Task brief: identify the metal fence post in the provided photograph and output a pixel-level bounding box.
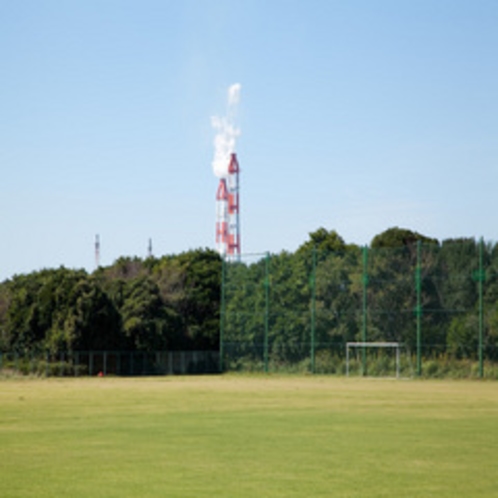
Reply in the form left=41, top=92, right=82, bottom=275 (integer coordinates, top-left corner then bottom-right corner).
left=416, top=240, right=422, bottom=376
left=310, top=246, right=317, bottom=374
left=219, top=255, right=226, bottom=373
left=478, top=238, right=484, bottom=378
left=264, top=252, right=270, bottom=373
left=362, top=245, right=368, bottom=375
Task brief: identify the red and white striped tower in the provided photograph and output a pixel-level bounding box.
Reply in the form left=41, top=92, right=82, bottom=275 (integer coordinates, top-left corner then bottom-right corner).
left=216, top=178, right=229, bottom=256
left=227, top=153, right=240, bottom=259
left=215, top=153, right=241, bottom=260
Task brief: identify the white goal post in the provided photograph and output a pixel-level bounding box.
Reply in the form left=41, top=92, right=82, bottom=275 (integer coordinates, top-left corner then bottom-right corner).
left=346, top=342, right=402, bottom=378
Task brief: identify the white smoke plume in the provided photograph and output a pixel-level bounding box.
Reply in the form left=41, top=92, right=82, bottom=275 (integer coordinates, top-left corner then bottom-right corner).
left=227, top=83, right=241, bottom=107
left=211, top=83, right=241, bottom=177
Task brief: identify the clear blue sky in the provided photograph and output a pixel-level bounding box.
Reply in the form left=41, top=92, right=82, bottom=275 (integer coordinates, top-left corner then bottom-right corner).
left=1, top=0, right=497, bottom=280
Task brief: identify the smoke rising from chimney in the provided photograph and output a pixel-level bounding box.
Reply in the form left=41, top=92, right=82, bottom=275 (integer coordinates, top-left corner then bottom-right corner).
left=211, top=83, right=241, bottom=177
left=227, top=83, right=241, bottom=107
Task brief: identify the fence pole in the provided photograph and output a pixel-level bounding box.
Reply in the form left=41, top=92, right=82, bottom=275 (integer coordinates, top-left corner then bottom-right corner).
left=416, top=240, right=422, bottom=376
left=362, top=245, right=368, bottom=375
left=219, top=255, right=226, bottom=373
left=310, top=246, right=317, bottom=374
left=264, top=252, right=270, bottom=373
left=478, top=238, right=484, bottom=378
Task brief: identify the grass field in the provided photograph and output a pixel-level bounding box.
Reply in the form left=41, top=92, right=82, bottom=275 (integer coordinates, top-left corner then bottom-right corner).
left=1, top=375, right=497, bottom=497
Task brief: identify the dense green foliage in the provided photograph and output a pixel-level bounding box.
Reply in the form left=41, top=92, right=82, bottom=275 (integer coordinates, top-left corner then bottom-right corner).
left=0, top=249, right=221, bottom=354
left=2, top=227, right=498, bottom=367
left=223, top=228, right=498, bottom=368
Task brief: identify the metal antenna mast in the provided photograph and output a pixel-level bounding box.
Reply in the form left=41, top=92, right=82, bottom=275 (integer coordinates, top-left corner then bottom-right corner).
left=95, top=234, right=100, bottom=269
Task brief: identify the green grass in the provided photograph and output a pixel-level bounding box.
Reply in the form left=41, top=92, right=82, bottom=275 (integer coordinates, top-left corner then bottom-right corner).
left=1, top=375, right=497, bottom=497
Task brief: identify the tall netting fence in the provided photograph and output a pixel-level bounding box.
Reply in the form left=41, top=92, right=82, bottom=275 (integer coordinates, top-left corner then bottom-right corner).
left=221, top=241, right=498, bottom=378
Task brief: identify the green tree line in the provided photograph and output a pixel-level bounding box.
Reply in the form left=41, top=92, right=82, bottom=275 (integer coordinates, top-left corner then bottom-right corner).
left=223, top=227, right=498, bottom=367
left=2, top=228, right=498, bottom=363
left=0, top=249, right=221, bottom=355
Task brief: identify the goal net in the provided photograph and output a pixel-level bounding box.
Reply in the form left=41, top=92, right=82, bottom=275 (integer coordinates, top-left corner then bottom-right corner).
left=346, top=342, right=407, bottom=378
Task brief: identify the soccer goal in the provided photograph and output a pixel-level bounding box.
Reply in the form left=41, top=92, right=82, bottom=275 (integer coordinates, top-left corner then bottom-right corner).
left=346, top=342, right=404, bottom=378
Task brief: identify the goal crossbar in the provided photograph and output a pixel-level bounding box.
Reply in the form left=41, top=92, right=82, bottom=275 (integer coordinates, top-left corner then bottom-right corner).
left=346, top=342, right=402, bottom=378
